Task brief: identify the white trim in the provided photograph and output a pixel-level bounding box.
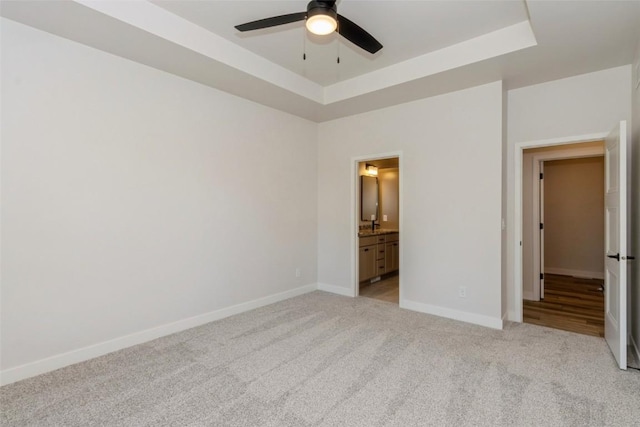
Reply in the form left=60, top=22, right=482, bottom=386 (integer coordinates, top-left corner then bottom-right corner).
left=523, top=290, right=535, bottom=301
left=502, top=311, right=509, bottom=329
left=351, top=151, right=403, bottom=301
left=513, top=132, right=608, bottom=323
left=544, top=267, right=604, bottom=280
left=0, top=283, right=317, bottom=386
left=76, top=0, right=324, bottom=103
left=401, top=299, right=503, bottom=330
left=317, top=282, right=354, bottom=297
left=324, top=21, right=537, bottom=104
left=630, top=334, right=640, bottom=366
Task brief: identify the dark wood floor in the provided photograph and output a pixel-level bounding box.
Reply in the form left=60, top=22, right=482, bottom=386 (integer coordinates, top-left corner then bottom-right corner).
left=359, top=273, right=399, bottom=304
left=524, top=274, right=604, bottom=337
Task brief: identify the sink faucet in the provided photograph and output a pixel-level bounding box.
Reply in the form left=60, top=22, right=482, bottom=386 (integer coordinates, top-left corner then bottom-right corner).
left=371, top=219, right=377, bottom=232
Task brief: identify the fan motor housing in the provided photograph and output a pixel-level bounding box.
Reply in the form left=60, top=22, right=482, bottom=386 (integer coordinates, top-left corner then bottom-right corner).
left=306, top=1, right=337, bottom=20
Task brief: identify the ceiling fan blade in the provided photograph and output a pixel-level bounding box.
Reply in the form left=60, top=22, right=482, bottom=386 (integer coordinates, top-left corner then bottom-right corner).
left=235, top=12, right=307, bottom=32
left=337, top=14, right=382, bottom=54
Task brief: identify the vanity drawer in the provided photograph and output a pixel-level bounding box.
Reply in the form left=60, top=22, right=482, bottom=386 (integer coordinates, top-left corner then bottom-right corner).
left=359, top=236, right=377, bottom=247
left=376, top=244, right=385, bottom=260
left=376, top=235, right=386, bottom=244
left=385, top=233, right=399, bottom=243
left=376, top=260, right=386, bottom=274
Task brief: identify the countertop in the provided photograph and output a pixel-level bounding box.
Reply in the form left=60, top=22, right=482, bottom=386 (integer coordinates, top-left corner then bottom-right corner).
left=357, top=229, right=399, bottom=237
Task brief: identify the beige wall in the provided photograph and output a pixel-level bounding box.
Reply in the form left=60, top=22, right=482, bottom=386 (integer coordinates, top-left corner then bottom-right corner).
left=378, top=168, right=399, bottom=230
left=544, top=157, right=605, bottom=277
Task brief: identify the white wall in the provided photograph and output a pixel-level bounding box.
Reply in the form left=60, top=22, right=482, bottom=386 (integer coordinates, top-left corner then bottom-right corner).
left=318, top=82, right=503, bottom=327
left=0, top=19, right=318, bottom=382
left=506, top=66, right=632, bottom=319
left=631, top=41, right=640, bottom=361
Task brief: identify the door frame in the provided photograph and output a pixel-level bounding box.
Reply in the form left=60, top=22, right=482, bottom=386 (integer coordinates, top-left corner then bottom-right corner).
left=513, top=133, right=607, bottom=321
left=351, top=151, right=403, bottom=299
left=527, top=146, right=605, bottom=301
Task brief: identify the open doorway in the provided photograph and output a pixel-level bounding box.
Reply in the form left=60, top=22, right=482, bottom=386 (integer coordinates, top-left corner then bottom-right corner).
left=521, top=142, right=605, bottom=336
left=355, top=157, right=400, bottom=304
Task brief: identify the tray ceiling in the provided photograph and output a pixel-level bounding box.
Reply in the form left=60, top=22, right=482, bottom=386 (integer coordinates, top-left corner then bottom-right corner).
left=2, top=1, right=639, bottom=122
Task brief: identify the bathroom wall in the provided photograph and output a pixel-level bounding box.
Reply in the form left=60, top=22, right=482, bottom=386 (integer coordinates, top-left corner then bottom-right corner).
left=378, top=168, right=399, bottom=230
left=357, top=163, right=399, bottom=231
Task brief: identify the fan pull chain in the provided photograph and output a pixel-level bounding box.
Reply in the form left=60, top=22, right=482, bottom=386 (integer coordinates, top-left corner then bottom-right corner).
left=334, top=21, right=340, bottom=81
left=303, top=27, right=307, bottom=61
left=336, top=29, right=341, bottom=81
left=302, top=27, right=307, bottom=78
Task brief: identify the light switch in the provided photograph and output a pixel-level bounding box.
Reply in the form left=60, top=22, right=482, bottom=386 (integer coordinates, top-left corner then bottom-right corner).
left=383, top=215, right=388, bottom=221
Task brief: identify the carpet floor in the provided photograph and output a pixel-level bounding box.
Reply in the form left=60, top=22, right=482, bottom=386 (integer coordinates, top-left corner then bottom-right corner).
left=2, top=291, right=639, bottom=426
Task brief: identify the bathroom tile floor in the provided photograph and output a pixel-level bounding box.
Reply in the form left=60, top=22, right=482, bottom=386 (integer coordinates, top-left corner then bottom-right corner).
left=359, top=272, right=399, bottom=304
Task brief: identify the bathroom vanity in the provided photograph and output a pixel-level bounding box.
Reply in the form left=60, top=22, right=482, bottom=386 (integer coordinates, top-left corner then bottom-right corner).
left=358, top=231, right=399, bottom=282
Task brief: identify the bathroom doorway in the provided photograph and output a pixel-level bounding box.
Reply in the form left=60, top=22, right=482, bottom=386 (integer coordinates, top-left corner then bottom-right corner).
left=355, top=156, right=400, bottom=304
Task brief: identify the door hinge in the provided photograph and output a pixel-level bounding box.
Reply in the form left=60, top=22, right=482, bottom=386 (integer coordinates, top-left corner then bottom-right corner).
left=540, top=273, right=544, bottom=280
left=540, top=173, right=543, bottom=179
left=540, top=223, right=544, bottom=230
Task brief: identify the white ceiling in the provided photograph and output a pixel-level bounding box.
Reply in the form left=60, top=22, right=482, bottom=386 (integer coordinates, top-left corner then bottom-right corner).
left=2, top=1, right=639, bottom=122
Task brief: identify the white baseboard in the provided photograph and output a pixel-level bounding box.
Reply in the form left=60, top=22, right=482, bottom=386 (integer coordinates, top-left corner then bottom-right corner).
left=507, top=310, right=519, bottom=322
left=0, top=283, right=317, bottom=386
left=523, top=290, right=535, bottom=301
left=630, top=333, right=640, bottom=366
left=400, top=299, right=503, bottom=330
left=545, top=267, right=604, bottom=280
left=502, top=311, right=509, bottom=328
left=317, top=282, right=355, bottom=297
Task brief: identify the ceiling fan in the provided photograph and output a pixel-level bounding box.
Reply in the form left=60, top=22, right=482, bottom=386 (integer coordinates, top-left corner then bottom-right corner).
left=234, top=0, right=383, bottom=54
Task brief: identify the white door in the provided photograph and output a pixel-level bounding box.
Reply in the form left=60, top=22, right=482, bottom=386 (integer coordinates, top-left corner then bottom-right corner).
left=604, top=121, right=627, bottom=370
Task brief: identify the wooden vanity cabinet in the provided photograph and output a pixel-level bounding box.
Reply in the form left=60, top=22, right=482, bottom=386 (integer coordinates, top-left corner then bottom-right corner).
left=375, top=235, right=386, bottom=277
left=359, top=236, right=377, bottom=281
left=385, top=233, right=399, bottom=273
left=359, top=233, right=399, bottom=281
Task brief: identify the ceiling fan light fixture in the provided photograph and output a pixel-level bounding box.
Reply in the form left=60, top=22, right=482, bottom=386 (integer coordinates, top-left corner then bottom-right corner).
left=305, top=6, right=337, bottom=35
left=234, top=0, right=383, bottom=54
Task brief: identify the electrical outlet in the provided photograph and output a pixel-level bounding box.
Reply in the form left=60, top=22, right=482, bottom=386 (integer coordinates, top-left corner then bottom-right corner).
left=295, top=268, right=301, bottom=278
left=458, top=286, right=467, bottom=298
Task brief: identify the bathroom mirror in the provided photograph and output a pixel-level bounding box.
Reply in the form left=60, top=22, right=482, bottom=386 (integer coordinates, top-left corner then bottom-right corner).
left=361, top=175, right=378, bottom=221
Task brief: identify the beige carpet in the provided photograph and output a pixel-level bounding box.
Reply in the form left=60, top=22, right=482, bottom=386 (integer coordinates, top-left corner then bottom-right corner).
left=2, top=291, right=639, bottom=426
